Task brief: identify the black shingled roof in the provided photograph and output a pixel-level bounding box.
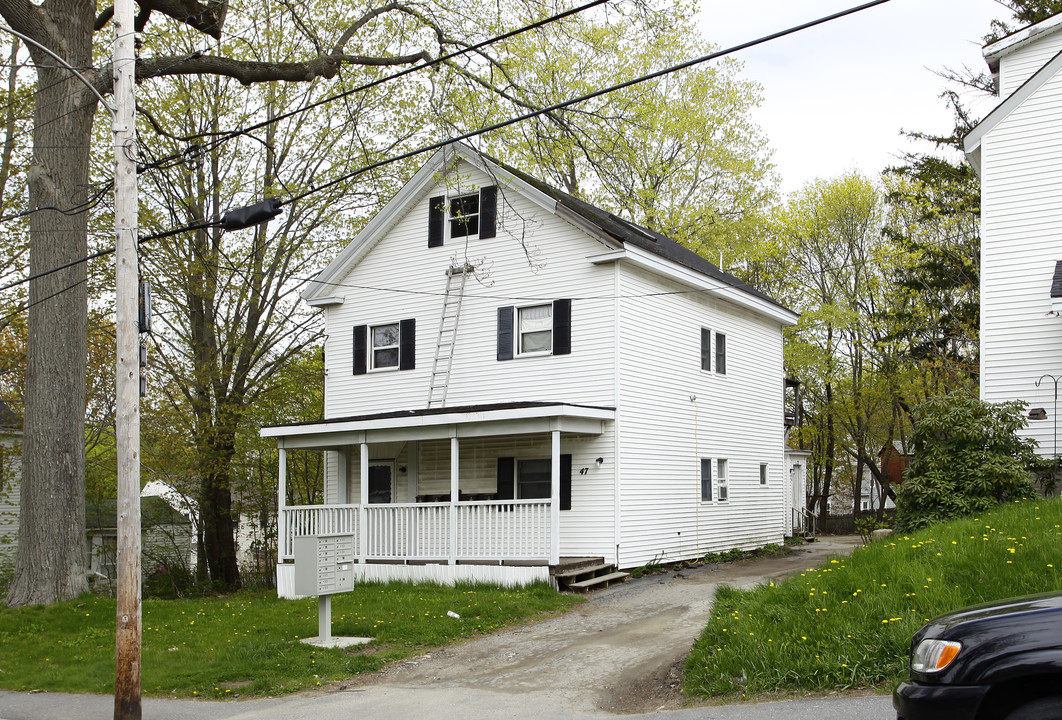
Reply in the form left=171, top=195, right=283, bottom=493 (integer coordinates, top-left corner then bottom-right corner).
left=263, top=400, right=615, bottom=430
left=485, top=152, right=789, bottom=311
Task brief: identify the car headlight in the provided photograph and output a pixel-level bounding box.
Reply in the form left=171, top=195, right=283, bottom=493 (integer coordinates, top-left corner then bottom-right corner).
left=912, top=638, right=962, bottom=673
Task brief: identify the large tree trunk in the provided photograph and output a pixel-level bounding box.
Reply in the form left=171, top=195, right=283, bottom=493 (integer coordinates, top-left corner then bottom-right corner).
left=197, top=412, right=241, bottom=589
left=7, top=17, right=96, bottom=606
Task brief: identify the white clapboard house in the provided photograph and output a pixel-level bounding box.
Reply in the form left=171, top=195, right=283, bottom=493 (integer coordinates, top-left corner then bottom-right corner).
left=262, top=143, right=799, bottom=596
left=965, top=12, right=1062, bottom=458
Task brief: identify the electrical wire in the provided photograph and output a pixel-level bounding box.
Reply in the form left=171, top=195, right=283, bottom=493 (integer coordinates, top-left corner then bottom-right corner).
left=136, top=0, right=615, bottom=174
left=0, top=0, right=893, bottom=306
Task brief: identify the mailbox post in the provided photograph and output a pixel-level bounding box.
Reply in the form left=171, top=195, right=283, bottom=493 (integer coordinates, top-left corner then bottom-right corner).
left=293, top=534, right=358, bottom=644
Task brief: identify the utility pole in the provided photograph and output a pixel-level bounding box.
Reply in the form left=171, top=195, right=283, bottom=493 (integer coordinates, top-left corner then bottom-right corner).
left=113, top=0, right=142, bottom=715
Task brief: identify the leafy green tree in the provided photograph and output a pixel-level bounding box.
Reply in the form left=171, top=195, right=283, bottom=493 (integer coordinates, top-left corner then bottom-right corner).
left=479, top=3, right=774, bottom=256
left=6, top=0, right=668, bottom=603
left=895, top=391, right=1037, bottom=532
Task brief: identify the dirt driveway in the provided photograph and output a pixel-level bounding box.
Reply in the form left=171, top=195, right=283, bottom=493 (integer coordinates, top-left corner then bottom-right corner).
left=348, top=536, right=864, bottom=715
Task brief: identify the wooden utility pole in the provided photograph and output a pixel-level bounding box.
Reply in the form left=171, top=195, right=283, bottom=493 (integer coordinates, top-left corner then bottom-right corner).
left=113, top=0, right=142, bottom=715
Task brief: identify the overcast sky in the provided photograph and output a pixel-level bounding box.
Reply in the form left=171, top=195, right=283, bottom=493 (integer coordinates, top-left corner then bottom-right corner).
left=695, top=0, right=1007, bottom=193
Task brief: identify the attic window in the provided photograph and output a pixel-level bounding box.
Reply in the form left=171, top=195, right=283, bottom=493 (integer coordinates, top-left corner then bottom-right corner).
left=449, top=194, right=479, bottom=238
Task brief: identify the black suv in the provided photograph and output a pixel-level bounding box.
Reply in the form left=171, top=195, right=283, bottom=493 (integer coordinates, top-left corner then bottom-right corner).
left=894, top=591, right=1062, bottom=719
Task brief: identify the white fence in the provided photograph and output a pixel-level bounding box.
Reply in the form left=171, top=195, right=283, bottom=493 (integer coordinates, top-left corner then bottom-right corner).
left=280, top=500, right=552, bottom=564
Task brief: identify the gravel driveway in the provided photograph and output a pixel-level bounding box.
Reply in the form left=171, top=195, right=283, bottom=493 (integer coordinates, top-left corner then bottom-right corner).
left=345, top=535, right=867, bottom=714
left=2, top=535, right=890, bottom=720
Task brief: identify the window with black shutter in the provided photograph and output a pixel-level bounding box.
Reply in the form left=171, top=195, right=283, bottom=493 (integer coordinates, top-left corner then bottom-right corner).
left=353, top=319, right=416, bottom=373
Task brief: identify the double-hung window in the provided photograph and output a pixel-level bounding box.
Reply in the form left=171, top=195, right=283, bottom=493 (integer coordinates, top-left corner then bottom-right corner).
left=700, top=458, right=713, bottom=501
left=352, top=318, right=416, bottom=374
left=427, top=186, right=498, bottom=247
left=497, top=299, right=571, bottom=360
left=760, top=463, right=768, bottom=485
left=518, top=304, right=553, bottom=354
left=701, top=328, right=727, bottom=374
left=717, top=458, right=729, bottom=501
left=448, top=193, right=479, bottom=238
left=371, top=323, right=400, bottom=369
left=496, top=455, right=572, bottom=509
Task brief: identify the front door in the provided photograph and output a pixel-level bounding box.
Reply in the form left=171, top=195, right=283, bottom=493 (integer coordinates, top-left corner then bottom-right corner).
left=368, top=461, right=394, bottom=504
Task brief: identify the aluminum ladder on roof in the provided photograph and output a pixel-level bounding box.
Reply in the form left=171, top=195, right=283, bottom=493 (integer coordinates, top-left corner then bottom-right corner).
left=427, top=264, right=471, bottom=408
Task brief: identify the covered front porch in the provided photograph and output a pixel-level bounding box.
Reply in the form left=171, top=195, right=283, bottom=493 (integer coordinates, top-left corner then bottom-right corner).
left=261, top=402, right=615, bottom=596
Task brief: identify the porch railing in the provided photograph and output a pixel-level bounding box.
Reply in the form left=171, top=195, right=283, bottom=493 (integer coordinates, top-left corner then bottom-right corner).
left=280, top=500, right=551, bottom=564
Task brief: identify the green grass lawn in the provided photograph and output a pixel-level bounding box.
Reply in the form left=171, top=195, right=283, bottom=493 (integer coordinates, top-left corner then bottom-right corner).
left=684, top=497, right=1062, bottom=700
left=0, top=581, right=579, bottom=698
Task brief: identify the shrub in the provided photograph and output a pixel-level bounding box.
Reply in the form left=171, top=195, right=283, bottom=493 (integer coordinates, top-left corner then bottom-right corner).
left=895, top=391, right=1037, bottom=532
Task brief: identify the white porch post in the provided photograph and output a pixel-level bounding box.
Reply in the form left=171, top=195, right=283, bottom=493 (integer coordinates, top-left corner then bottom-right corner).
left=335, top=448, right=348, bottom=504
left=551, top=430, right=560, bottom=566
left=407, top=440, right=419, bottom=502
left=360, top=443, right=369, bottom=563
left=450, top=435, right=459, bottom=565
left=278, top=446, right=287, bottom=559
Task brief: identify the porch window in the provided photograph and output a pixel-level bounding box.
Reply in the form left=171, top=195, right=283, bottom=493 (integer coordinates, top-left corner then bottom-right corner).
left=497, top=455, right=572, bottom=509
left=517, top=458, right=551, bottom=498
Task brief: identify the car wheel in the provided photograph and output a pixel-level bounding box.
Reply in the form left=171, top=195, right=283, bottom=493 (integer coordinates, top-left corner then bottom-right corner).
left=1004, top=696, right=1062, bottom=720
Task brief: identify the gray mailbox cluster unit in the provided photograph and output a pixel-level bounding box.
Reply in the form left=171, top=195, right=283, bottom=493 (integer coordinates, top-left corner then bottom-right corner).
left=293, top=534, right=355, bottom=596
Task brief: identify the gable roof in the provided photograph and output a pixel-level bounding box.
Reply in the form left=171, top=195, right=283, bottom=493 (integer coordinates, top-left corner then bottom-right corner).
left=0, top=399, right=20, bottom=430
left=964, top=46, right=1062, bottom=173
left=303, top=142, right=794, bottom=323
left=984, top=11, right=1062, bottom=74
left=86, top=496, right=193, bottom=531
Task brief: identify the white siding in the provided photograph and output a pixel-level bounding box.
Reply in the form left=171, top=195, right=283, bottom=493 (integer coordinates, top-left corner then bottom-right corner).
left=999, top=31, right=1062, bottom=97
left=614, top=266, right=786, bottom=568
left=980, top=60, right=1062, bottom=457
left=321, top=161, right=616, bottom=417
left=0, top=432, right=21, bottom=567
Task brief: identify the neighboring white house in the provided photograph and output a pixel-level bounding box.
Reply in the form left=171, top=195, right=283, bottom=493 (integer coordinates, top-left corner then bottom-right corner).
left=965, top=12, right=1062, bottom=458
left=262, top=142, right=799, bottom=596
left=0, top=400, right=21, bottom=569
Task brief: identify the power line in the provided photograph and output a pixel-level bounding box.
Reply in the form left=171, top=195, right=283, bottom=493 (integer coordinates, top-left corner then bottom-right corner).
left=136, top=0, right=615, bottom=174
left=0, top=0, right=893, bottom=304
left=281, top=0, right=893, bottom=207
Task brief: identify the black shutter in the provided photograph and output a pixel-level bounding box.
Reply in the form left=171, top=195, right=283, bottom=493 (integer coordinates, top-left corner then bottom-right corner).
left=553, top=299, right=571, bottom=356
left=479, top=185, right=497, bottom=239
left=701, top=328, right=711, bottom=371
left=497, top=457, right=515, bottom=500
left=560, top=454, right=572, bottom=511
left=399, top=318, right=416, bottom=370
left=716, top=332, right=727, bottom=375
left=353, top=325, right=367, bottom=375
left=428, top=195, right=445, bottom=248
left=497, top=306, right=514, bottom=361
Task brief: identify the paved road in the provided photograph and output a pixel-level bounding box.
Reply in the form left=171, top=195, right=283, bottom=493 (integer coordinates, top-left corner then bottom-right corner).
left=0, top=688, right=894, bottom=719
left=1, top=536, right=897, bottom=720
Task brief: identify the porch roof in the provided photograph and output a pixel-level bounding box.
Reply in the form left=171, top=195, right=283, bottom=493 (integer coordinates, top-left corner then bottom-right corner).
left=261, top=401, right=615, bottom=449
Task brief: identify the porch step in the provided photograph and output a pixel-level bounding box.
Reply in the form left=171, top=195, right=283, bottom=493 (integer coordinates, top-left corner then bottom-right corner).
left=566, top=571, right=630, bottom=592
left=552, top=557, right=630, bottom=592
